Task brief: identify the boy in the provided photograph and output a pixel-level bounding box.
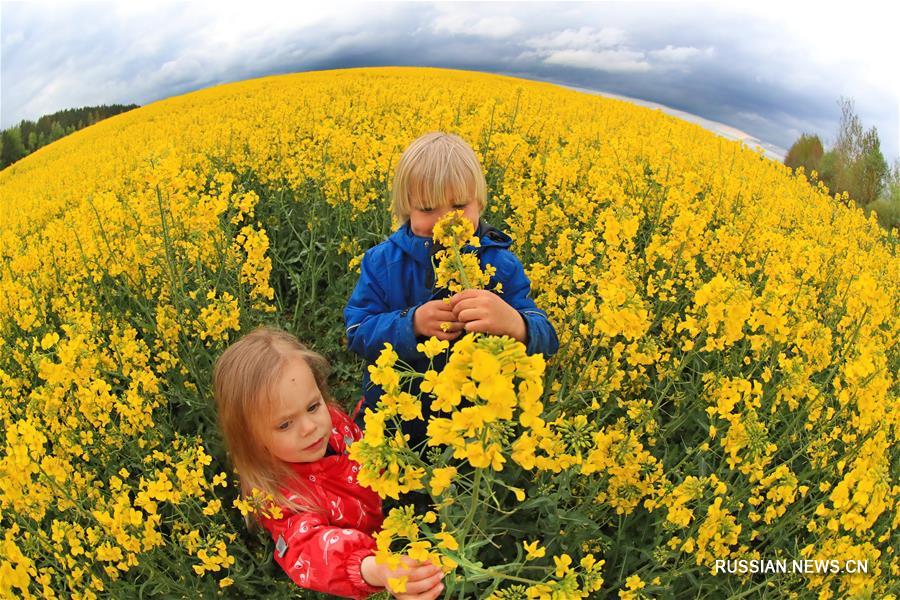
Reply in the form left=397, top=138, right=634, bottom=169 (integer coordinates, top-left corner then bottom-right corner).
left=344, top=132, right=558, bottom=448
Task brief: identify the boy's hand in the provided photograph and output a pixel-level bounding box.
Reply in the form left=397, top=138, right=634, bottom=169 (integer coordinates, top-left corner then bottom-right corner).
left=449, top=290, right=527, bottom=343
left=361, top=555, right=445, bottom=599
left=413, top=300, right=464, bottom=341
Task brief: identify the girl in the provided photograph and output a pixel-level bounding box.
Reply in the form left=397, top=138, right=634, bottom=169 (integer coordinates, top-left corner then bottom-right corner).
left=212, top=327, right=445, bottom=600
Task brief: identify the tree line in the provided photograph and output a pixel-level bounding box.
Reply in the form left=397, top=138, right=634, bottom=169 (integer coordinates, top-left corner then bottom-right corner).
left=0, top=104, right=139, bottom=169
left=784, top=97, right=899, bottom=230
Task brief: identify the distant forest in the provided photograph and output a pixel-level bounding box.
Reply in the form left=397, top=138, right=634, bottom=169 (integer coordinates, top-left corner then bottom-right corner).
left=1, top=104, right=139, bottom=169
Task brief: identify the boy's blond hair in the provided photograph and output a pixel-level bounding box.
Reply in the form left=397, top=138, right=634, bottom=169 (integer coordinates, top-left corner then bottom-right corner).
left=212, top=327, right=333, bottom=520
left=391, top=132, right=488, bottom=223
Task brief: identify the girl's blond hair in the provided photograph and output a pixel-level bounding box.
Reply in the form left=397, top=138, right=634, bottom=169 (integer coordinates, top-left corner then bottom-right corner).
left=391, top=132, right=488, bottom=223
left=212, top=327, right=333, bottom=520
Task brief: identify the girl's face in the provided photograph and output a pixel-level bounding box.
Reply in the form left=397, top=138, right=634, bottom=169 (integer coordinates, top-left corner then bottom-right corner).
left=408, top=191, right=480, bottom=238
left=260, top=355, right=333, bottom=464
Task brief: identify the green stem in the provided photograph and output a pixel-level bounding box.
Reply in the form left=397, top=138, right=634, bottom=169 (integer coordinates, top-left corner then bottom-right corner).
left=451, top=245, right=472, bottom=289
left=450, top=552, right=545, bottom=586
left=459, top=466, right=483, bottom=543
left=464, top=566, right=543, bottom=586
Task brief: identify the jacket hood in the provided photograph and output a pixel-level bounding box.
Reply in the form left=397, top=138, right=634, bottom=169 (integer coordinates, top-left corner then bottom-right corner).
left=388, top=219, right=512, bottom=266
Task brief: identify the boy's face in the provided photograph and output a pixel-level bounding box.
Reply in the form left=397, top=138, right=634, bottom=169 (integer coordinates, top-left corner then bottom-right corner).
left=408, top=192, right=480, bottom=238
left=260, top=355, right=333, bottom=464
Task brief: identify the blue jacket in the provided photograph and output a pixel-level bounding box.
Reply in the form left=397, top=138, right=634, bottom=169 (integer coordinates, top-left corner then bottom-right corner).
left=344, top=220, right=559, bottom=445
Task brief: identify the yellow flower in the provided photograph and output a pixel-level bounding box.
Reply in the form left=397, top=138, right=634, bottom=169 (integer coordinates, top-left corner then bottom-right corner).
left=375, top=548, right=403, bottom=571
left=429, top=466, right=457, bottom=496
left=202, top=499, right=222, bottom=516
left=368, top=362, right=401, bottom=395
left=466, top=441, right=490, bottom=468
left=523, top=540, right=546, bottom=560
left=441, top=555, right=459, bottom=573
left=417, top=337, right=450, bottom=358
left=407, top=541, right=433, bottom=562
left=624, top=574, right=645, bottom=591
left=431, top=211, right=494, bottom=293
left=375, top=343, right=399, bottom=368
left=420, top=369, right=439, bottom=395
left=553, top=553, right=572, bottom=577
left=40, top=332, right=60, bottom=350
left=387, top=576, right=408, bottom=593
left=435, top=528, right=459, bottom=551
left=426, top=418, right=465, bottom=447
left=470, top=350, right=501, bottom=382
left=432, top=210, right=477, bottom=249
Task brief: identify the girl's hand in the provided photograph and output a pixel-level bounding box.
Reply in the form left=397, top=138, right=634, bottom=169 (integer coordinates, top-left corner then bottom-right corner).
left=413, top=300, right=464, bottom=341
left=361, top=555, right=445, bottom=599
left=448, top=289, right=527, bottom=342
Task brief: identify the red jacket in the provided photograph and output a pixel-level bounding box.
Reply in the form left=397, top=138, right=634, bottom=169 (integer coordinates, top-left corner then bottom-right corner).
left=258, top=405, right=384, bottom=599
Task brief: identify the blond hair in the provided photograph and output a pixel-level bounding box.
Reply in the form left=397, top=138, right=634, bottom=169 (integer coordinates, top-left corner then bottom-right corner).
left=391, top=132, right=488, bottom=223
left=212, top=327, right=332, bottom=520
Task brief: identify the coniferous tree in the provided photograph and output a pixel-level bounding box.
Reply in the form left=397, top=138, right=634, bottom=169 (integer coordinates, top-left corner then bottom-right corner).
left=0, top=128, right=27, bottom=166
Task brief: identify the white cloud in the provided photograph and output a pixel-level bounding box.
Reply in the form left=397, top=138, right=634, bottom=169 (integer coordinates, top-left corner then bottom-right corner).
left=734, top=111, right=771, bottom=125
left=431, top=14, right=522, bottom=39
left=526, top=29, right=712, bottom=74
left=525, top=26, right=650, bottom=73
left=544, top=49, right=651, bottom=73
left=526, top=26, right=625, bottom=50
left=726, top=2, right=899, bottom=98
left=649, top=45, right=714, bottom=62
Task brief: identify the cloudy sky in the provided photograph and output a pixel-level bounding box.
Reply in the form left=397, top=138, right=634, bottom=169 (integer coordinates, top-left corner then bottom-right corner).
left=2, top=1, right=898, bottom=162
